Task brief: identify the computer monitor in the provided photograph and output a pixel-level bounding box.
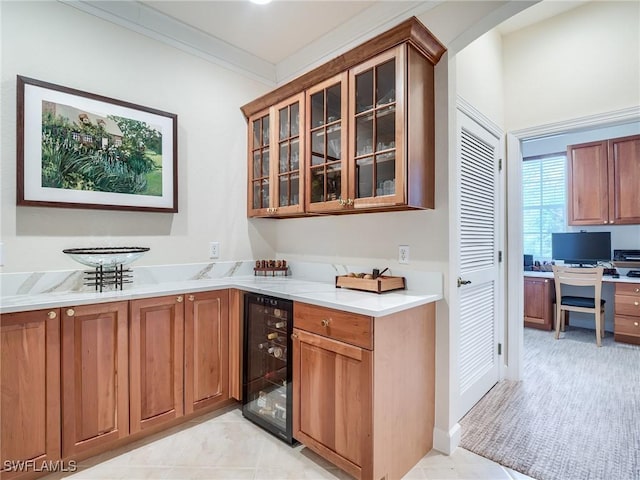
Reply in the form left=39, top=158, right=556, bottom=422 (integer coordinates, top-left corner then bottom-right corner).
left=551, top=232, right=611, bottom=266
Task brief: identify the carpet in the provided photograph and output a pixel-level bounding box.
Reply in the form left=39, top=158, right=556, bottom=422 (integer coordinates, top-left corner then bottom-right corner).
left=459, top=327, right=640, bottom=480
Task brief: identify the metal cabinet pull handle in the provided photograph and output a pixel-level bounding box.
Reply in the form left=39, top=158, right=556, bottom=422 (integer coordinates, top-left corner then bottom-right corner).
left=457, top=277, right=471, bottom=287
left=48, top=311, right=57, bottom=319
left=66, top=309, right=75, bottom=317
left=188, top=295, right=195, bottom=302
left=177, top=295, right=183, bottom=303
left=321, top=319, right=331, bottom=327
left=291, top=333, right=298, bottom=340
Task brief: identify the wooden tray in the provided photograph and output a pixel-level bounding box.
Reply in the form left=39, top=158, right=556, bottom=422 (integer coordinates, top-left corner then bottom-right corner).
left=335, top=275, right=406, bottom=293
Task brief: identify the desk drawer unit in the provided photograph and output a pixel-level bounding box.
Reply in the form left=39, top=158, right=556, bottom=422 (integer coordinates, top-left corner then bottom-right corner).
left=614, top=283, right=640, bottom=345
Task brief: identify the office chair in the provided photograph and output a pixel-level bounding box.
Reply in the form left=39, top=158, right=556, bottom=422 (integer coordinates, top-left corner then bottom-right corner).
left=552, top=265, right=605, bottom=347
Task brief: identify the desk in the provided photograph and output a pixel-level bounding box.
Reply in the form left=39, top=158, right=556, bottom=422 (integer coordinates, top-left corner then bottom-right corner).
left=524, top=272, right=640, bottom=344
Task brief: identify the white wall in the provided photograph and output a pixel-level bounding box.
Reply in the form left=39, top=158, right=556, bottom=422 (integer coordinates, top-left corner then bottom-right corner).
left=0, top=1, right=277, bottom=272
left=455, top=29, right=505, bottom=129
left=503, top=0, right=640, bottom=131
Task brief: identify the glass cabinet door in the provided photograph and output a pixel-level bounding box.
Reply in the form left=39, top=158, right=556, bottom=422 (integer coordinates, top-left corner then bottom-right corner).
left=273, top=93, right=305, bottom=215
left=349, top=46, right=405, bottom=208
left=305, top=72, right=348, bottom=213
left=248, top=110, right=272, bottom=216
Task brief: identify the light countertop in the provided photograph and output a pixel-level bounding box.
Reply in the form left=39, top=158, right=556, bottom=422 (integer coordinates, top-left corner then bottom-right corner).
left=0, top=274, right=442, bottom=317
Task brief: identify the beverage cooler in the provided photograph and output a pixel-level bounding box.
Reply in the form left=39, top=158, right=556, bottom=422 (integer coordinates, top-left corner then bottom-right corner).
left=242, top=293, right=295, bottom=444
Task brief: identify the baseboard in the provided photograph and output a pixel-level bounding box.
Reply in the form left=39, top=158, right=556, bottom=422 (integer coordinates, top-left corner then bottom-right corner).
left=432, top=423, right=461, bottom=454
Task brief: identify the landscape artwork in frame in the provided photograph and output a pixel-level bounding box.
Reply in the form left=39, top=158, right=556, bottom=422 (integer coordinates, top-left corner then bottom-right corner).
left=17, top=75, right=178, bottom=212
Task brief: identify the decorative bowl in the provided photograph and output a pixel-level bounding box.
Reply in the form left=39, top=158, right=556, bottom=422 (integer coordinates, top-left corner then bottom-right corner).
left=63, top=247, right=150, bottom=268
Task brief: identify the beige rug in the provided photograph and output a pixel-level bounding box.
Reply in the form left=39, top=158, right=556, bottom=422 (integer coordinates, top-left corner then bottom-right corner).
left=460, top=327, right=640, bottom=480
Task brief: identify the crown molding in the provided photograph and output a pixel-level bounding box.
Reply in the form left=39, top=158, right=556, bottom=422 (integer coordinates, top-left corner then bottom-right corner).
left=511, top=106, right=640, bottom=140
left=275, top=1, right=445, bottom=84
left=58, top=0, right=278, bottom=86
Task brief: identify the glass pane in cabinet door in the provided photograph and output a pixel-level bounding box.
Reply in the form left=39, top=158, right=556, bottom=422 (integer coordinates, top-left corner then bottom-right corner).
left=262, top=149, right=270, bottom=176
left=279, top=107, right=289, bottom=141
left=326, top=164, right=341, bottom=202
left=279, top=175, right=290, bottom=207
left=290, top=139, right=299, bottom=171
left=261, top=179, right=269, bottom=208
left=279, top=143, right=289, bottom=173
left=326, top=84, right=341, bottom=122
left=253, top=119, right=261, bottom=147
left=310, top=167, right=324, bottom=203
left=356, top=115, right=373, bottom=156
left=290, top=173, right=299, bottom=206
left=327, top=126, right=341, bottom=161
left=253, top=151, right=261, bottom=179
left=311, top=91, right=324, bottom=128
left=262, top=117, right=270, bottom=146
left=376, top=60, right=396, bottom=106
left=376, top=106, right=395, bottom=152
left=253, top=181, right=261, bottom=209
left=376, top=152, right=396, bottom=196
left=311, top=130, right=325, bottom=165
left=356, top=156, right=373, bottom=198
left=290, top=103, right=300, bottom=137
left=355, top=69, right=373, bottom=113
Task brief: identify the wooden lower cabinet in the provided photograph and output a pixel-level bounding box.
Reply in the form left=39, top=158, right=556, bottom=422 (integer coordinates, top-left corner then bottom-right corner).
left=293, top=301, right=436, bottom=480
left=129, top=295, right=185, bottom=433
left=61, top=302, right=129, bottom=458
left=614, top=283, right=640, bottom=345
left=1, top=309, right=61, bottom=479
left=184, top=290, right=230, bottom=413
left=524, top=277, right=555, bottom=330
left=293, top=329, right=372, bottom=478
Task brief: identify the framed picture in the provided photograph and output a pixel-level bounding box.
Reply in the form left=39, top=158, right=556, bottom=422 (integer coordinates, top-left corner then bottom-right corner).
left=17, top=75, right=178, bottom=212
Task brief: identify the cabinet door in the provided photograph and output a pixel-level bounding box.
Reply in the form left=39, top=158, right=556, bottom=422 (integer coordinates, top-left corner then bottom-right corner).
left=1, top=309, right=60, bottom=478
left=523, top=278, right=554, bottom=330
left=608, top=134, right=640, bottom=225
left=61, top=302, right=129, bottom=457
left=248, top=108, right=272, bottom=217
left=292, top=328, right=372, bottom=480
left=305, top=72, right=349, bottom=213
left=348, top=45, right=406, bottom=209
left=129, top=295, right=184, bottom=433
left=272, top=94, right=305, bottom=216
left=184, top=291, right=229, bottom=414
left=567, top=140, right=609, bottom=225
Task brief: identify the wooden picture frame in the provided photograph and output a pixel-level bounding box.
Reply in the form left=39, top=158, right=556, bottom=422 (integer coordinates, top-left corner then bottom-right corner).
left=17, top=75, right=178, bottom=212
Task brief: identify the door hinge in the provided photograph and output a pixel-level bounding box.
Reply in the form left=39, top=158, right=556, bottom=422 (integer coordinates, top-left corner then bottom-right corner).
left=498, top=158, right=503, bottom=171
left=498, top=343, right=502, bottom=355
left=498, top=250, right=503, bottom=262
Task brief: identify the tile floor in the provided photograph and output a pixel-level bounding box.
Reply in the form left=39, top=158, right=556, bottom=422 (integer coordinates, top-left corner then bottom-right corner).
left=43, top=406, right=535, bottom=480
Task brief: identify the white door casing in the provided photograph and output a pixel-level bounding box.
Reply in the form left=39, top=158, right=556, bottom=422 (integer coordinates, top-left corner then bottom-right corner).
left=455, top=105, right=503, bottom=418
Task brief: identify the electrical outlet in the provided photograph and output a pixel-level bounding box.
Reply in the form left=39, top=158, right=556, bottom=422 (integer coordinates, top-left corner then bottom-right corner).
left=399, top=245, right=409, bottom=264
left=209, top=242, right=220, bottom=259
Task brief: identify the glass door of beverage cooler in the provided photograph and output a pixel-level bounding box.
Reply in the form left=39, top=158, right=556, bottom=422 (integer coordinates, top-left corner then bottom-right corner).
left=242, top=294, right=294, bottom=444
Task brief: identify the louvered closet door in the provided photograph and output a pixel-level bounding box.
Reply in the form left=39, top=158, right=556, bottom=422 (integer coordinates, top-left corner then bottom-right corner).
left=456, top=110, right=501, bottom=418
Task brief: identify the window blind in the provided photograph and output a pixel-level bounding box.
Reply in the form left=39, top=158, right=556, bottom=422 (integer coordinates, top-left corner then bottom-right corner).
left=522, top=154, right=566, bottom=260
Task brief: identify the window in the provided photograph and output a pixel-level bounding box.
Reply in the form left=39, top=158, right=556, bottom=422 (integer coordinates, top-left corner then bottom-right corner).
left=522, top=154, right=566, bottom=260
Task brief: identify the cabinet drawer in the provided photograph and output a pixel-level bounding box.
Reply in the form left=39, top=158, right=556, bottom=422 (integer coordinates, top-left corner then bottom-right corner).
left=615, top=295, right=640, bottom=317
left=616, top=283, right=640, bottom=297
left=294, top=302, right=373, bottom=350
left=615, top=315, right=640, bottom=338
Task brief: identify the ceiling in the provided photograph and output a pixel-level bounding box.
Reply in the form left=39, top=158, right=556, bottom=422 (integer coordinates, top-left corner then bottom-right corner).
left=64, top=0, right=590, bottom=84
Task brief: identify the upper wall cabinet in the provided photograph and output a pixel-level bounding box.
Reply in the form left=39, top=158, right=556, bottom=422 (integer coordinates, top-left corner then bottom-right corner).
left=568, top=134, right=640, bottom=225
left=247, top=93, right=305, bottom=217
left=242, top=17, right=446, bottom=218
